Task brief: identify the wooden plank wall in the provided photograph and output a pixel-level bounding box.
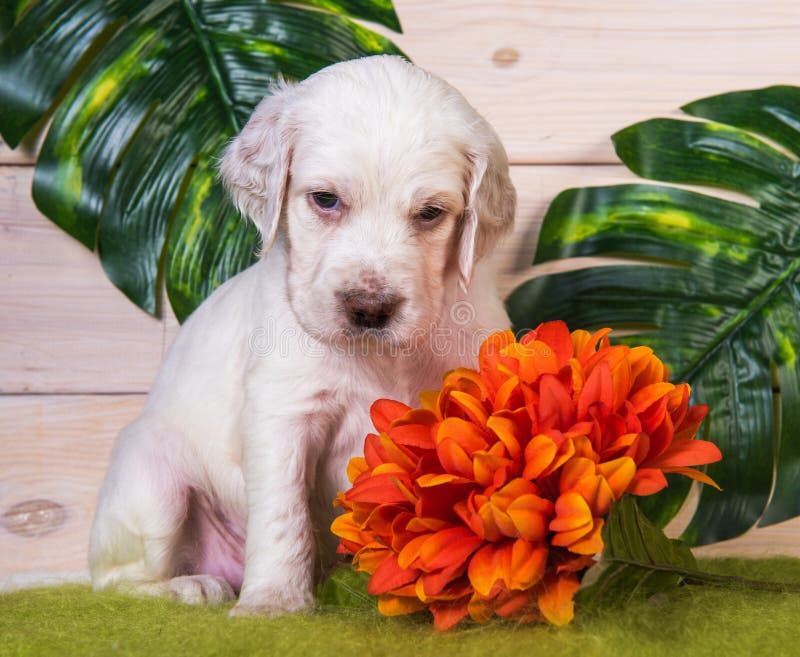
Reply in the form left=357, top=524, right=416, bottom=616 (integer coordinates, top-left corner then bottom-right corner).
left=2, top=1, right=800, bottom=586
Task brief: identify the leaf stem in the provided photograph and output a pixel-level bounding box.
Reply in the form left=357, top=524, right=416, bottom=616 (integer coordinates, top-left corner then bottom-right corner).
left=679, top=257, right=800, bottom=382
left=179, top=0, right=239, bottom=134
left=608, top=558, right=800, bottom=593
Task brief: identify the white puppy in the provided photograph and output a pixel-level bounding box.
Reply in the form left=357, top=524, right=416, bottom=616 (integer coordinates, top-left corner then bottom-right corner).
left=89, top=55, right=516, bottom=616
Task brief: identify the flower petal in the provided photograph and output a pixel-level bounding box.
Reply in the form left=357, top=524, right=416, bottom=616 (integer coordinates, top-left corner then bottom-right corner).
left=437, top=417, right=489, bottom=452
left=352, top=545, right=390, bottom=573
left=538, top=374, right=576, bottom=431
left=662, top=466, right=722, bottom=490
left=419, top=389, right=439, bottom=412
left=504, top=340, right=560, bottom=383
left=371, top=399, right=412, bottom=432
left=436, top=438, right=475, bottom=480
left=673, top=403, right=709, bottom=440
left=454, top=497, right=485, bottom=539
left=397, top=533, right=429, bottom=569
left=529, top=320, right=574, bottom=364
left=522, top=433, right=558, bottom=479
left=480, top=331, right=518, bottom=390
left=537, top=572, right=580, bottom=626
left=367, top=553, right=418, bottom=595
left=468, top=593, right=495, bottom=623
left=509, top=538, right=548, bottom=590
left=630, top=382, right=674, bottom=414
left=573, top=474, right=615, bottom=517
left=379, top=433, right=418, bottom=471
left=330, top=512, right=366, bottom=546
left=364, top=432, right=389, bottom=469
left=493, top=375, right=524, bottom=412
left=420, top=561, right=467, bottom=597
left=448, top=390, right=490, bottom=426
left=550, top=491, right=594, bottom=546
left=576, top=328, right=612, bottom=366
left=346, top=457, right=368, bottom=484
left=650, top=438, right=722, bottom=469
left=473, top=450, right=516, bottom=488
left=405, top=516, right=449, bottom=533
left=346, top=472, right=415, bottom=504
left=415, top=480, right=473, bottom=520
left=388, top=423, right=436, bottom=449
left=467, top=542, right=511, bottom=597
left=430, top=598, right=471, bottom=631
left=491, top=478, right=540, bottom=507
left=378, top=594, right=426, bottom=616
left=506, top=494, right=554, bottom=542
left=628, top=467, right=669, bottom=496
left=494, top=588, right=539, bottom=619
left=486, top=412, right=525, bottom=460
left=336, top=326, right=722, bottom=631
left=596, top=456, right=637, bottom=499
left=566, top=517, right=604, bottom=555
left=480, top=502, right=518, bottom=539
left=418, top=527, right=483, bottom=571
left=559, top=457, right=597, bottom=494
left=578, top=360, right=614, bottom=419
left=442, top=368, right=486, bottom=399
left=416, top=473, right=473, bottom=487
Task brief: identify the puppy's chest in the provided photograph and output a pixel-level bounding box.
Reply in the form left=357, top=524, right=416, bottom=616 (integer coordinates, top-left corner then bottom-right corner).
left=320, top=356, right=447, bottom=446
left=323, top=353, right=445, bottom=407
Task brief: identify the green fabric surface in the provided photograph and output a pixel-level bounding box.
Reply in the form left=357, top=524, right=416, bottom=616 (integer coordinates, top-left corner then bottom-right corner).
left=2, top=559, right=799, bottom=657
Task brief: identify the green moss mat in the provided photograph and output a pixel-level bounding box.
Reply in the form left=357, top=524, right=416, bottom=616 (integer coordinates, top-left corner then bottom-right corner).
left=2, top=559, right=799, bottom=657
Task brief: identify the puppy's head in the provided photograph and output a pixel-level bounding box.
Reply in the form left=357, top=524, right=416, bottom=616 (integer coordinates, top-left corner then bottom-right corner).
left=220, top=56, right=515, bottom=347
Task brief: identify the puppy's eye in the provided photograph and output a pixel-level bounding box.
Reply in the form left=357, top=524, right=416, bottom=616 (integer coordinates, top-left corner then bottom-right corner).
left=416, top=205, right=444, bottom=223
left=311, top=191, right=340, bottom=211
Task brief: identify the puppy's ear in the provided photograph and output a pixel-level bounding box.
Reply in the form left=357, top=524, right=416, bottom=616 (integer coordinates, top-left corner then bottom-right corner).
left=458, top=137, right=517, bottom=290
left=219, top=82, right=297, bottom=251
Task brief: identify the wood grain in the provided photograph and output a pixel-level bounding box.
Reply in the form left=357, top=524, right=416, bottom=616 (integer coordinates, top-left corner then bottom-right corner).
left=0, top=138, right=35, bottom=166
left=0, top=394, right=797, bottom=582
left=0, top=395, right=145, bottom=582
left=2, top=0, right=799, bottom=574
left=0, top=167, right=166, bottom=394
left=2, top=1, right=799, bottom=165
left=3, top=163, right=644, bottom=392
left=0, top=159, right=758, bottom=391
left=381, top=0, right=800, bottom=165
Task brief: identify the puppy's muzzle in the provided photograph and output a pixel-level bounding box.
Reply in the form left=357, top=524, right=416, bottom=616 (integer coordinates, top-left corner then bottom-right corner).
left=342, top=290, right=402, bottom=330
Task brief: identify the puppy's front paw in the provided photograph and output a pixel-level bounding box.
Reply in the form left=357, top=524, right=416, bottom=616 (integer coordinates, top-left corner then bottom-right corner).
left=169, top=575, right=236, bottom=605
left=121, top=575, right=235, bottom=605
left=230, top=588, right=314, bottom=618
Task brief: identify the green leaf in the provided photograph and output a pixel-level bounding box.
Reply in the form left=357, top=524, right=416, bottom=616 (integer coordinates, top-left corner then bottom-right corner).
left=601, top=497, right=697, bottom=569
left=507, top=85, right=800, bottom=545
left=316, top=564, right=376, bottom=611
left=578, top=496, right=697, bottom=608
left=579, top=497, right=800, bottom=609
left=0, top=0, right=403, bottom=319
left=290, top=0, right=402, bottom=33
left=0, top=0, right=34, bottom=40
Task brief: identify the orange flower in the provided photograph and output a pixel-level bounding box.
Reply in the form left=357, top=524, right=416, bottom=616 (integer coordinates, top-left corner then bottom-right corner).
left=331, top=321, right=721, bottom=630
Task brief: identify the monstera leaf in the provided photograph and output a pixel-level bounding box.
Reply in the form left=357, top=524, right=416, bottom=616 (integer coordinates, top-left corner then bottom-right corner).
left=507, top=86, right=800, bottom=546
left=0, top=0, right=402, bottom=320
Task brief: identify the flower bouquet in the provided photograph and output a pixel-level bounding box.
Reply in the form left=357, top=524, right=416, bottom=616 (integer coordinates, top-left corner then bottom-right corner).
left=331, top=321, right=722, bottom=630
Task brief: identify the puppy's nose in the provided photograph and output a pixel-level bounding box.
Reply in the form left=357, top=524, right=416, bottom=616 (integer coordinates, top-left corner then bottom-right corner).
left=343, top=292, right=401, bottom=329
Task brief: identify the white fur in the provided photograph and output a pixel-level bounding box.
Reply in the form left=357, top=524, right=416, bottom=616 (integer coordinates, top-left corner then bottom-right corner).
left=88, top=55, right=517, bottom=615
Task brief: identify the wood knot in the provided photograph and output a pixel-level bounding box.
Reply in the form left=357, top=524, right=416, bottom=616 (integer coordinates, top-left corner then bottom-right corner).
left=2, top=499, right=67, bottom=537
left=492, top=47, right=520, bottom=67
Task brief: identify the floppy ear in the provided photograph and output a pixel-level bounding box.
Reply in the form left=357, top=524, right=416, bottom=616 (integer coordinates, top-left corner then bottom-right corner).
left=219, top=81, right=297, bottom=252
left=457, top=136, right=517, bottom=290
